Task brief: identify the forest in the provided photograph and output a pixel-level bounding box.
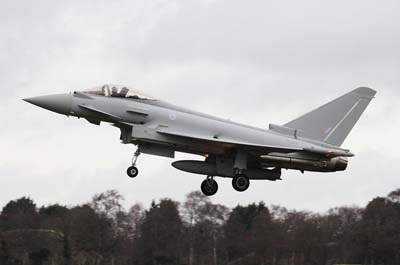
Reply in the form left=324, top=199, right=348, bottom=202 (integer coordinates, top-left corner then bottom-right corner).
left=0, top=188, right=399, bottom=265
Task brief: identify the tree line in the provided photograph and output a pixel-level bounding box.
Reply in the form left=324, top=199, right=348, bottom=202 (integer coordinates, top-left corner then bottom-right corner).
left=0, top=188, right=399, bottom=265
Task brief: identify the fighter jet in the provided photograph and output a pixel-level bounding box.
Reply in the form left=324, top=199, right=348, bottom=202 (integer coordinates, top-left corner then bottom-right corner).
left=24, top=85, right=376, bottom=196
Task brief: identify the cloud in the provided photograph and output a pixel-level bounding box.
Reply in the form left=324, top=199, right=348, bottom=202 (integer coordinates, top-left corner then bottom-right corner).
left=115, top=0, right=400, bottom=66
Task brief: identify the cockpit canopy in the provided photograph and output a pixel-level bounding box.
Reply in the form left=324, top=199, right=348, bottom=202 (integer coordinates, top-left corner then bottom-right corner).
left=83, top=84, right=155, bottom=100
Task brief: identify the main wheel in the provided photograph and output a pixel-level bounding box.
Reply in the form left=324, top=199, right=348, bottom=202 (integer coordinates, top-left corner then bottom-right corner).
left=127, top=166, right=139, bottom=178
left=201, top=178, right=218, bottom=196
left=232, top=174, right=250, bottom=192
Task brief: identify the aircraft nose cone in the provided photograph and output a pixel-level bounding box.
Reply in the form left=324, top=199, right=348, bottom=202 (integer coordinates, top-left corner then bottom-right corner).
left=24, top=93, right=72, bottom=115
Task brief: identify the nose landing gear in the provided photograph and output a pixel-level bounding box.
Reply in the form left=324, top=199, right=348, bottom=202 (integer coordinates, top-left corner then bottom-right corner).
left=127, top=149, right=141, bottom=178
left=127, top=166, right=139, bottom=178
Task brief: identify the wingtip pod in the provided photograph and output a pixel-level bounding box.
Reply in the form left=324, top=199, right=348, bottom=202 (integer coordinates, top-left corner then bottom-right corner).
left=353, top=87, right=377, bottom=99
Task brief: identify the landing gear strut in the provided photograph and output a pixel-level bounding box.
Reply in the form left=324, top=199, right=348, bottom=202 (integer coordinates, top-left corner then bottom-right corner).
left=201, top=176, right=218, bottom=196
left=127, top=149, right=141, bottom=178
left=232, top=149, right=250, bottom=192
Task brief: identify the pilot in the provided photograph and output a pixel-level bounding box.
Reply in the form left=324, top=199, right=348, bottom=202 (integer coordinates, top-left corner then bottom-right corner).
left=111, top=86, right=118, bottom=97
left=119, top=87, right=129, bottom=97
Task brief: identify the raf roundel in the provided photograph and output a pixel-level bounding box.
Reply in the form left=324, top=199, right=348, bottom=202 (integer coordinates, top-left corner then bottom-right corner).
left=169, top=113, right=177, bottom=121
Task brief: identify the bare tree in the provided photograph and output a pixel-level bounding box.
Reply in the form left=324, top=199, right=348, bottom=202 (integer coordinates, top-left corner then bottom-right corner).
left=182, top=191, right=211, bottom=265
left=201, top=202, right=229, bottom=265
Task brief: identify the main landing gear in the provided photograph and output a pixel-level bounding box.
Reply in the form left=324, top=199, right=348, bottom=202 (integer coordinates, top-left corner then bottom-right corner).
left=127, top=149, right=141, bottom=178
left=200, top=173, right=251, bottom=196
left=201, top=176, right=219, bottom=196
left=232, top=174, right=250, bottom=192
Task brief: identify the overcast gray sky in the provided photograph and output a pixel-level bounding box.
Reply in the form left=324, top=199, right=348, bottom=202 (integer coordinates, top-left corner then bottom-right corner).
left=1, top=0, right=399, bottom=212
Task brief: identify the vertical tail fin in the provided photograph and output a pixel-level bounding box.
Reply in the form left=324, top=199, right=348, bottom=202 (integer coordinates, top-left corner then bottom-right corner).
left=284, top=87, right=376, bottom=146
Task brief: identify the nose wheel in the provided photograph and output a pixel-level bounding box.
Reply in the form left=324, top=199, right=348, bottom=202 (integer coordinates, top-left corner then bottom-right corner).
left=201, top=176, right=218, bottom=196
left=127, top=149, right=141, bottom=178
left=127, top=166, right=139, bottom=178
